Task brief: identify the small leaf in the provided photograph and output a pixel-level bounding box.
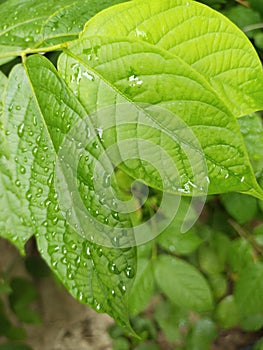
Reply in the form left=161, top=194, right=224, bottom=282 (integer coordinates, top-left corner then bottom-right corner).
left=158, top=225, right=202, bottom=255
left=221, top=192, right=258, bottom=224
left=9, top=278, right=41, bottom=324
left=227, top=238, right=254, bottom=275
left=82, top=0, right=263, bottom=117
left=154, top=255, right=213, bottom=311
left=234, top=262, right=263, bottom=330
left=128, top=257, right=155, bottom=316
left=215, top=295, right=240, bottom=329
left=186, top=318, right=217, bottom=350
left=154, top=300, right=188, bottom=343
left=208, top=274, right=227, bottom=300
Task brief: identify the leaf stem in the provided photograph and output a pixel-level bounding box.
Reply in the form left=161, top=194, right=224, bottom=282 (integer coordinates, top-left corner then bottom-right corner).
left=0, top=43, right=68, bottom=59
left=228, top=218, right=263, bottom=255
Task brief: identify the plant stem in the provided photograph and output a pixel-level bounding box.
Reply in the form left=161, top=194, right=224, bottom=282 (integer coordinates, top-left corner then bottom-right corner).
left=228, top=218, right=263, bottom=255
left=0, top=43, right=68, bottom=59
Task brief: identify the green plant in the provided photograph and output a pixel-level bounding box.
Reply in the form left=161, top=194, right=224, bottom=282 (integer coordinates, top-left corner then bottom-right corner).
left=0, top=0, right=263, bottom=346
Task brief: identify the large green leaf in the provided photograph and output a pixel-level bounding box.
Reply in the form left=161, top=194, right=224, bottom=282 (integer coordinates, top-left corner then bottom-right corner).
left=0, top=54, right=136, bottom=328
left=82, top=0, right=263, bottom=117
left=154, top=254, right=213, bottom=311
left=58, top=36, right=263, bottom=199
left=0, top=0, right=124, bottom=65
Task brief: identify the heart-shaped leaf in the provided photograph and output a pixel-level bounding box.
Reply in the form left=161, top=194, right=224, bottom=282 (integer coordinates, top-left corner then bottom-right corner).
left=0, top=55, right=136, bottom=329
left=82, top=0, right=263, bottom=117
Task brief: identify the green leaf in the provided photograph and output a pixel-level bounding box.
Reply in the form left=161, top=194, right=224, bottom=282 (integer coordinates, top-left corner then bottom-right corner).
left=239, top=113, right=263, bottom=177
left=154, top=300, right=188, bottom=343
left=220, top=192, right=258, bottom=224
left=249, top=0, right=263, bottom=16
left=59, top=36, right=263, bottom=199
left=222, top=5, right=261, bottom=39
left=198, top=231, right=230, bottom=275
left=0, top=0, right=125, bottom=65
left=9, top=278, right=41, bottom=324
left=82, top=0, right=263, bottom=117
left=215, top=295, right=240, bottom=329
left=208, top=273, right=227, bottom=300
left=128, top=257, right=155, bottom=316
left=154, top=255, right=213, bottom=311
left=185, top=318, right=217, bottom=350
left=157, top=198, right=203, bottom=255
left=227, top=238, right=254, bottom=275
left=0, top=54, right=136, bottom=329
left=234, top=262, right=263, bottom=331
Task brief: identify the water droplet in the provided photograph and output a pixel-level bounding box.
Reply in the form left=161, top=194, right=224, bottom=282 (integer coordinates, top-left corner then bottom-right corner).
left=77, top=291, right=83, bottom=301
left=112, top=236, right=120, bottom=247
left=135, top=29, right=149, bottom=41
left=118, top=281, right=127, bottom=294
left=26, top=191, right=32, bottom=201
left=47, top=173, right=53, bottom=186
left=8, top=104, right=13, bottom=112
left=82, top=70, right=95, bottom=81
left=52, top=217, right=58, bottom=225
left=112, top=211, right=119, bottom=220
left=15, top=105, right=21, bottom=110
left=24, top=36, right=33, bottom=42
left=103, top=173, right=111, bottom=188
left=52, top=260, right=58, bottom=267
left=128, top=74, right=143, bottom=87
left=108, top=262, right=120, bottom=274
left=83, top=244, right=92, bottom=259
left=15, top=179, right=21, bottom=187
left=67, top=271, right=74, bottom=280
left=92, top=141, right=99, bottom=149
left=125, top=266, right=135, bottom=278
left=71, top=243, right=77, bottom=250
left=20, top=165, right=26, bottom=174
left=32, top=146, right=38, bottom=156
left=97, top=248, right=103, bottom=257
left=44, top=199, right=51, bottom=207
left=111, top=289, right=116, bottom=297
left=241, top=176, right=245, bottom=183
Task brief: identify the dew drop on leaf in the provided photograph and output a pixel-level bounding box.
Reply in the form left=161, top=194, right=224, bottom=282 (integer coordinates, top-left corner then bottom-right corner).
left=103, top=173, right=111, bottom=188
left=125, top=266, right=135, bottom=278
left=20, top=165, right=26, bottom=174
left=108, top=262, right=120, bottom=274
left=97, top=248, right=103, bottom=257
left=32, top=147, right=38, bottom=156
left=118, top=281, right=127, bottom=294
left=26, top=191, right=32, bottom=201
left=15, top=179, right=21, bottom=187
